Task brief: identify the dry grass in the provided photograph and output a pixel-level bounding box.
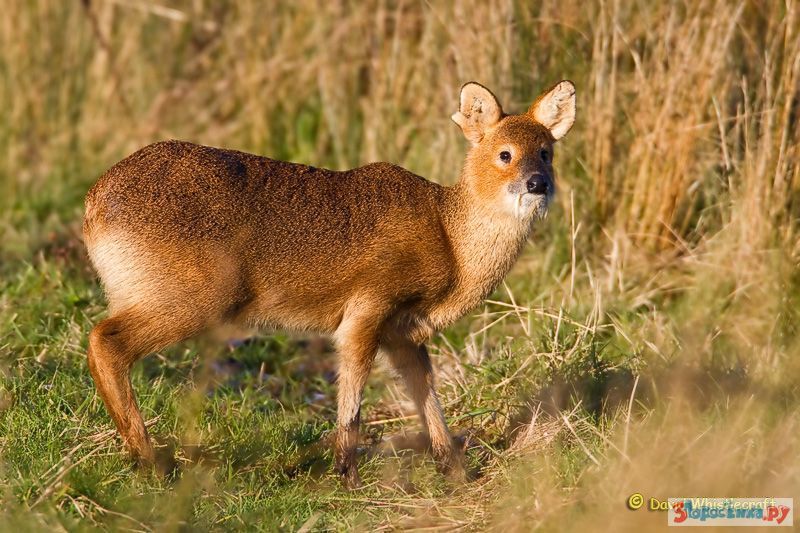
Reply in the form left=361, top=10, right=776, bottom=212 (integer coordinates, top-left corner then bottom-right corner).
left=2, top=1, right=798, bottom=252
left=1, top=0, right=799, bottom=530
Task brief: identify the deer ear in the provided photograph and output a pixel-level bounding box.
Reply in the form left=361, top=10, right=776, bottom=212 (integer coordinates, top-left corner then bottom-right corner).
left=528, top=80, right=576, bottom=141
left=451, top=82, right=503, bottom=145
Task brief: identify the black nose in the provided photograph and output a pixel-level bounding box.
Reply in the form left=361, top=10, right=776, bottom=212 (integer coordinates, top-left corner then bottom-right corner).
left=526, top=175, right=549, bottom=195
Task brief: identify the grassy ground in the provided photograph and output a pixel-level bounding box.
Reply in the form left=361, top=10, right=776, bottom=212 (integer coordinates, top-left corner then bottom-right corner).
left=1, top=1, right=799, bottom=531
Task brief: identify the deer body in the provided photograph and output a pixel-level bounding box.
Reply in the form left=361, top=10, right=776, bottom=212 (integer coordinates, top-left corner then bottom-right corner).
left=84, top=81, right=576, bottom=486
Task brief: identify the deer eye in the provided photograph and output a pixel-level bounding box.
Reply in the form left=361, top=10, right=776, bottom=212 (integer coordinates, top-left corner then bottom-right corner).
left=541, top=149, right=550, bottom=163
left=499, top=151, right=512, bottom=163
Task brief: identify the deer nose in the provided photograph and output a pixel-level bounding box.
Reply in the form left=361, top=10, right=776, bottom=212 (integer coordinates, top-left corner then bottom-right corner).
left=526, top=175, right=549, bottom=195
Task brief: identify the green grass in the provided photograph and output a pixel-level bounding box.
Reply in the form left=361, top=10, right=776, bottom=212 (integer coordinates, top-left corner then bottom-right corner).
left=0, top=215, right=642, bottom=530
left=4, top=218, right=794, bottom=530
left=2, top=183, right=798, bottom=530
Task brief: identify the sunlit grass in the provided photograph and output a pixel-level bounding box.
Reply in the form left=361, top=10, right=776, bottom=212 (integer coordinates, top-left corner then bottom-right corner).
left=1, top=0, right=798, bottom=530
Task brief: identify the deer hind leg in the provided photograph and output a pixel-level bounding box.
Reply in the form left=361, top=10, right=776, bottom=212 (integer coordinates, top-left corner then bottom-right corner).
left=383, top=338, right=465, bottom=480
left=87, top=308, right=203, bottom=465
left=333, top=309, right=384, bottom=489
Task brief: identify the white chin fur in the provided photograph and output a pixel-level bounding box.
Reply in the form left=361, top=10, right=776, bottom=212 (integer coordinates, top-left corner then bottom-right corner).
left=514, top=193, right=549, bottom=221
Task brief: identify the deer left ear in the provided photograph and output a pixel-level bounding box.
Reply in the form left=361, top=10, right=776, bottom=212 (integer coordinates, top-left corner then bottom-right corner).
left=528, top=80, right=576, bottom=141
left=451, top=82, right=503, bottom=145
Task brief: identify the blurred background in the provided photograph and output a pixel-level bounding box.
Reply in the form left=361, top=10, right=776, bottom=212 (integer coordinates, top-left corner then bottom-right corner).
left=0, top=1, right=798, bottom=530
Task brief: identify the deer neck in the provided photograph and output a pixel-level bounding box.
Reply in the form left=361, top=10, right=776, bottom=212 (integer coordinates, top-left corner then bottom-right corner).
left=442, top=178, right=534, bottom=307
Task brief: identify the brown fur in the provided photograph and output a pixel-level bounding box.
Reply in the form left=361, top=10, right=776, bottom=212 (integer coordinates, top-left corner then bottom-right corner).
left=83, top=81, right=576, bottom=486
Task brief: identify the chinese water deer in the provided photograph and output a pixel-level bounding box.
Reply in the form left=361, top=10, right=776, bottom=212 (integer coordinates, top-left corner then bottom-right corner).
left=83, top=80, right=576, bottom=487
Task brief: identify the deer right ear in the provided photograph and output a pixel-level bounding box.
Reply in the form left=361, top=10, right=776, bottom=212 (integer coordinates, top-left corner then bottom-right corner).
left=528, top=80, right=576, bottom=141
left=451, top=82, right=503, bottom=145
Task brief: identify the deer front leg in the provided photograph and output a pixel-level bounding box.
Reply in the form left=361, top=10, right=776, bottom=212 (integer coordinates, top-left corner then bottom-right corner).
left=333, top=311, right=380, bottom=489
left=384, top=338, right=465, bottom=481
